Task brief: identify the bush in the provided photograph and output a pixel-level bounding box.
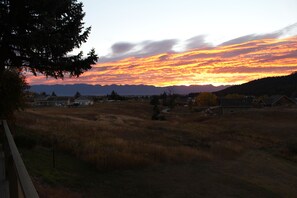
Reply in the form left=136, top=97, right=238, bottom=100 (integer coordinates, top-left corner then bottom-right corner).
left=0, top=69, right=28, bottom=118
left=195, top=92, right=218, bottom=107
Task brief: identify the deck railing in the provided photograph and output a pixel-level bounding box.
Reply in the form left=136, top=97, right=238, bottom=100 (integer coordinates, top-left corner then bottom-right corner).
left=1, top=120, right=39, bottom=198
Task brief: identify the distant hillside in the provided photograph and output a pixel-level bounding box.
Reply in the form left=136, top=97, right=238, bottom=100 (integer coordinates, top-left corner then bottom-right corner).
left=30, top=84, right=229, bottom=96
left=216, top=72, right=297, bottom=97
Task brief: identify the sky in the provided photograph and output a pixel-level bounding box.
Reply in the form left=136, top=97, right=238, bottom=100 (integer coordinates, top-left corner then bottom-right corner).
left=27, top=0, right=297, bottom=86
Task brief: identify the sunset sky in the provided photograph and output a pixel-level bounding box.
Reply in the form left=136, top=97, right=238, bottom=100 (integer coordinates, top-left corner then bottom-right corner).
left=27, top=0, right=297, bottom=86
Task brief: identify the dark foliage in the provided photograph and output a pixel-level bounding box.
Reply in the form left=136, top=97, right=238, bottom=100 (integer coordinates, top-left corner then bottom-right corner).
left=107, top=90, right=125, bottom=100
left=150, top=95, right=160, bottom=106
left=0, top=0, right=98, bottom=77
left=0, top=69, right=28, bottom=118
left=161, top=92, right=167, bottom=106
left=168, top=94, right=177, bottom=109
left=74, top=91, right=81, bottom=99
left=188, top=92, right=199, bottom=98
left=216, top=72, right=297, bottom=97
left=151, top=105, right=165, bottom=120
left=159, top=92, right=177, bottom=108
left=0, top=0, right=98, bottom=118
left=51, top=91, right=57, bottom=97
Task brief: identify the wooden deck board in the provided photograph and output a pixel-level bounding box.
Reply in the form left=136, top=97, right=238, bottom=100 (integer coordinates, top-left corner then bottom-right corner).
left=0, top=152, right=5, bottom=182
left=0, top=150, right=9, bottom=198
left=0, top=181, right=9, bottom=198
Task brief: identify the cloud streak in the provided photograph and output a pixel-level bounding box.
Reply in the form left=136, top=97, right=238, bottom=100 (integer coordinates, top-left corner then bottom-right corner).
left=111, top=42, right=135, bottom=55
left=27, top=23, right=297, bottom=86
left=186, top=35, right=212, bottom=50
left=220, top=22, right=297, bottom=46
left=140, top=39, right=177, bottom=55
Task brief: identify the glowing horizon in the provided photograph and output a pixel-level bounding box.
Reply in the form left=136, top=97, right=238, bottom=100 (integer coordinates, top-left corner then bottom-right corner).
left=26, top=34, right=297, bottom=87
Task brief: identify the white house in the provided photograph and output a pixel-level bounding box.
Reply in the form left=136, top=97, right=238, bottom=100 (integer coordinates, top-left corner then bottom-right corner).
left=74, top=96, right=94, bottom=106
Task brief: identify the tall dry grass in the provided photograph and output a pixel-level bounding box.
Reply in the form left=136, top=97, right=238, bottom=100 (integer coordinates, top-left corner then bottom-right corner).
left=14, top=102, right=297, bottom=170
left=14, top=102, right=213, bottom=170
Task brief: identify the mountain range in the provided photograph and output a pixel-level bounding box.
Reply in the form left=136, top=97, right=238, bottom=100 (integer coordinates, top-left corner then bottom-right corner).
left=29, top=72, right=297, bottom=97
left=29, top=84, right=229, bottom=96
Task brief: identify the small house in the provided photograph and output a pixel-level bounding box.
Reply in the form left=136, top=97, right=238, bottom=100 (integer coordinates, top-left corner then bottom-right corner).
left=74, top=96, right=94, bottom=106
left=33, top=96, right=52, bottom=106
left=33, top=96, right=72, bottom=106
left=263, top=95, right=296, bottom=107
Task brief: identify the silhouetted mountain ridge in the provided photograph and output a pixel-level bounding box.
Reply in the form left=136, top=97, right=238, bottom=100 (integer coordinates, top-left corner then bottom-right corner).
left=216, top=72, right=297, bottom=97
left=30, top=84, right=229, bottom=96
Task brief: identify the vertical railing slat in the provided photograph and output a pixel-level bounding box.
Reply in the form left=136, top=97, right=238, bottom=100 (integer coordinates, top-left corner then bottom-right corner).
left=2, top=120, right=39, bottom=198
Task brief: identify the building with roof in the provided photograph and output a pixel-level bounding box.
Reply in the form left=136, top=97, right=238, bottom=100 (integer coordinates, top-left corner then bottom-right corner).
left=33, top=96, right=72, bottom=106
left=74, top=96, right=94, bottom=106
left=219, top=98, right=253, bottom=114
left=263, top=95, right=296, bottom=107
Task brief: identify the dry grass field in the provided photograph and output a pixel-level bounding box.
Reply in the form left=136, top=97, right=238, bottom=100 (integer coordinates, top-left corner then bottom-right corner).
left=11, top=101, right=297, bottom=197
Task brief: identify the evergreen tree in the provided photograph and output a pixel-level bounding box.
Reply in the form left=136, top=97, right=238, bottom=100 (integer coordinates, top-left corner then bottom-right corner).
left=0, top=0, right=98, bottom=77
left=161, top=91, right=167, bottom=106
left=108, top=90, right=123, bottom=100
left=74, top=91, right=81, bottom=99
left=0, top=0, right=97, bottom=117
left=40, top=92, right=47, bottom=97
left=51, top=91, right=57, bottom=97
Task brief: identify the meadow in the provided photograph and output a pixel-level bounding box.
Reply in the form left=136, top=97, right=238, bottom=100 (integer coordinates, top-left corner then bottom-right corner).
left=12, top=101, right=297, bottom=197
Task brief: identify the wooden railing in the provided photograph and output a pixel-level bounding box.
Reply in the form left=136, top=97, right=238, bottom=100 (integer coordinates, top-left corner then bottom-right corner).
left=1, top=120, right=39, bottom=198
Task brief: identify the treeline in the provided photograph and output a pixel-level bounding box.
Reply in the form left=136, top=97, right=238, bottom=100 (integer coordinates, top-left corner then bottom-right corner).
left=107, top=90, right=126, bottom=100
left=216, top=72, right=297, bottom=97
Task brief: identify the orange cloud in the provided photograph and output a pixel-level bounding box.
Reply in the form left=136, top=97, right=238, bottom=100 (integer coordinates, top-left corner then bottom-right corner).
left=27, top=36, right=297, bottom=86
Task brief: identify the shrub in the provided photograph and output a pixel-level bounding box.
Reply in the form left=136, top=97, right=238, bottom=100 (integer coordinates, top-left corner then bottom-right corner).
left=0, top=69, right=28, bottom=119
left=195, top=92, right=218, bottom=107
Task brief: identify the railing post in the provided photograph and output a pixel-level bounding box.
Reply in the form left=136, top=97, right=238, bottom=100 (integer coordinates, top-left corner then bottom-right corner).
left=1, top=120, right=39, bottom=198
left=6, top=154, right=19, bottom=198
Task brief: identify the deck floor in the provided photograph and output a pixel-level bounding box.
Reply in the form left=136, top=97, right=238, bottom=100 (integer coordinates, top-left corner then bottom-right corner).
left=0, top=151, right=9, bottom=198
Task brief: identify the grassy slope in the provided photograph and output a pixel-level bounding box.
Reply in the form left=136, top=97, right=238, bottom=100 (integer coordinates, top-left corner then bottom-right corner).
left=12, top=101, right=297, bottom=197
